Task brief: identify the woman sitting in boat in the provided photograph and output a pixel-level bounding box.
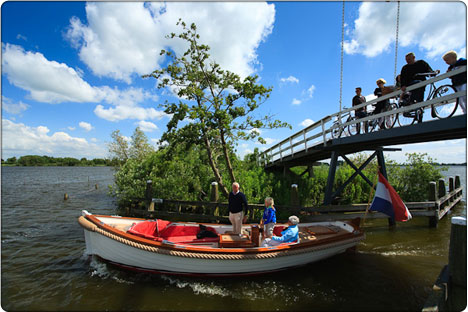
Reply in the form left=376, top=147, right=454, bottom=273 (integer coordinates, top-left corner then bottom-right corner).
left=261, top=215, right=300, bottom=247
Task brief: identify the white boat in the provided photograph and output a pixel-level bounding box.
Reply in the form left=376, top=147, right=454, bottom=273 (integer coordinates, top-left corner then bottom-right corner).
left=78, top=210, right=365, bottom=276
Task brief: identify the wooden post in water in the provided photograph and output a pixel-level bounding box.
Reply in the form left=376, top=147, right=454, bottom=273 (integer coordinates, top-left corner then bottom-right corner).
left=428, top=181, right=438, bottom=228
left=448, top=177, right=454, bottom=204
left=211, top=182, right=219, bottom=217
left=455, top=175, right=461, bottom=189
left=455, top=175, right=461, bottom=201
left=291, top=184, right=299, bottom=207
left=438, top=178, right=446, bottom=212
left=145, top=180, right=154, bottom=211
left=447, top=216, right=467, bottom=311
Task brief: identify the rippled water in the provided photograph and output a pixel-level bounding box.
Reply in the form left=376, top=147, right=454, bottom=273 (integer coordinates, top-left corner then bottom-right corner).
left=1, top=166, right=466, bottom=311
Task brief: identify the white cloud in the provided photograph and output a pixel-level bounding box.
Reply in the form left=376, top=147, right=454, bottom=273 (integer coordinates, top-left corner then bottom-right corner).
left=306, top=85, right=316, bottom=98
left=68, top=126, right=76, bottom=131
left=79, top=121, right=93, bottom=132
left=136, top=120, right=158, bottom=132
left=345, top=2, right=466, bottom=59
left=2, top=119, right=107, bottom=159
left=2, top=44, right=100, bottom=103
left=280, top=75, right=299, bottom=84
left=2, top=44, right=166, bottom=122
left=300, top=119, right=314, bottom=128
left=2, top=96, right=29, bottom=115
left=94, top=105, right=166, bottom=122
left=248, top=128, right=261, bottom=136
left=388, top=140, right=466, bottom=164
left=292, top=98, right=302, bottom=105
left=66, top=2, right=275, bottom=82
left=16, top=34, right=27, bottom=41
left=253, top=137, right=276, bottom=145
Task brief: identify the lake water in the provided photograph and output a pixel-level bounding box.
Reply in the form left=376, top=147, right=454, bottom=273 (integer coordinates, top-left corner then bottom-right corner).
left=1, top=166, right=466, bottom=311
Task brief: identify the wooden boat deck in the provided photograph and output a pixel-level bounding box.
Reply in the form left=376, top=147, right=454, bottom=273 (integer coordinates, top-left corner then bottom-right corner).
left=108, top=221, right=349, bottom=247
left=298, top=225, right=347, bottom=243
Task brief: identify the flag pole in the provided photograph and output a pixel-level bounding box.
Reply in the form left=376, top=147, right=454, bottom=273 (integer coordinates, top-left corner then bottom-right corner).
left=361, top=168, right=380, bottom=228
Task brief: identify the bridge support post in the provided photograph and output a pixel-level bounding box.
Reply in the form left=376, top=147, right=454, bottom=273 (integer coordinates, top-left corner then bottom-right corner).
left=324, top=151, right=338, bottom=205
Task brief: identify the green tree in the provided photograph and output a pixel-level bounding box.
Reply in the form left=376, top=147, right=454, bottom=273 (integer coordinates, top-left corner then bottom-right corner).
left=144, top=20, right=290, bottom=197
left=108, top=130, right=129, bottom=165
left=387, top=153, right=446, bottom=201
left=110, top=144, right=214, bottom=206
left=6, top=157, right=17, bottom=165
left=108, top=127, right=154, bottom=166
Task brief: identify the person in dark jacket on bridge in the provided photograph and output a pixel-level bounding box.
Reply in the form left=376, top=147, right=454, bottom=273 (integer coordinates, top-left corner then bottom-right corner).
left=400, top=52, right=438, bottom=122
left=374, top=78, right=390, bottom=129
left=443, top=50, right=466, bottom=114
left=352, top=87, right=368, bottom=133
left=400, top=52, right=435, bottom=102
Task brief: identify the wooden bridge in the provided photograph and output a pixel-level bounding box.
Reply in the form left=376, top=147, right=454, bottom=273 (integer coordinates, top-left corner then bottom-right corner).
left=257, top=66, right=467, bottom=206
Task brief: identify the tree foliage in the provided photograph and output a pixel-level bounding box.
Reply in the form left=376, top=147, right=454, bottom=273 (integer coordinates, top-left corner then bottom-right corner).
left=1, top=155, right=115, bottom=166
left=108, top=127, right=154, bottom=166
left=143, top=20, right=290, bottom=197
left=387, top=153, right=446, bottom=201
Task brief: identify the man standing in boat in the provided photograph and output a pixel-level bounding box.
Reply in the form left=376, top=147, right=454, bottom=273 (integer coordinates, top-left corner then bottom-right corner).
left=228, top=182, right=248, bottom=235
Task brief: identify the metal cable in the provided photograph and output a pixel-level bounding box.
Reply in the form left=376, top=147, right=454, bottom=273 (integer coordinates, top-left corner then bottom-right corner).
left=394, top=1, right=400, bottom=84
left=339, top=0, right=345, bottom=112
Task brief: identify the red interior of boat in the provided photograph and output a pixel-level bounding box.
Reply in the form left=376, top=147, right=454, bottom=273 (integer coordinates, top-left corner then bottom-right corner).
left=273, top=226, right=286, bottom=236
left=127, top=220, right=219, bottom=244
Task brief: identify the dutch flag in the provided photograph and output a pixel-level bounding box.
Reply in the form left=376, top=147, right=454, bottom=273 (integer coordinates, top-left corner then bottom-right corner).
left=369, top=172, right=412, bottom=222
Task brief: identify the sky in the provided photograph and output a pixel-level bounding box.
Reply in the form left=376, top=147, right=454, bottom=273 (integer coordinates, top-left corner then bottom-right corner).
left=1, top=1, right=466, bottom=164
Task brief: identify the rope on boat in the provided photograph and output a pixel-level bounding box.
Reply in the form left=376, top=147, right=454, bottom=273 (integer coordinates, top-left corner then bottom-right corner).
left=78, top=216, right=362, bottom=260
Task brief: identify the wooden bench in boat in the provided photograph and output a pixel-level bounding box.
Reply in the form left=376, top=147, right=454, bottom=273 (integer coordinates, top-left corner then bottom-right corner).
left=219, top=234, right=255, bottom=248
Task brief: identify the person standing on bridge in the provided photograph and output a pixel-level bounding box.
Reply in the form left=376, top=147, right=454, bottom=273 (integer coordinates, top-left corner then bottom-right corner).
left=443, top=50, right=466, bottom=114
left=352, top=87, right=368, bottom=134
left=400, top=52, right=438, bottom=122
left=374, top=79, right=390, bottom=129
left=228, top=182, right=248, bottom=235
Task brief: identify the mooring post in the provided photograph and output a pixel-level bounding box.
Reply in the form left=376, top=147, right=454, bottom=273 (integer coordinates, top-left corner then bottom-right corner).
left=428, top=181, right=438, bottom=228
left=455, top=175, right=461, bottom=200
left=447, top=216, right=467, bottom=311
left=449, top=177, right=454, bottom=204
left=291, top=184, right=299, bottom=208
left=211, top=182, right=219, bottom=216
left=438, top=178, right=446, bottom=206
left=145, top=180, right=154, bottom=211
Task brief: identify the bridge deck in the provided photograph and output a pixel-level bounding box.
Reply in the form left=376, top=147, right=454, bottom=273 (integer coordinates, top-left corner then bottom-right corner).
left=265, top=114, right=466, bottom=169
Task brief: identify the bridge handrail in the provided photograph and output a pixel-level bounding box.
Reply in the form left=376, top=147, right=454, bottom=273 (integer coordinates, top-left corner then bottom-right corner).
left=258, top=66, right=466, bottom=166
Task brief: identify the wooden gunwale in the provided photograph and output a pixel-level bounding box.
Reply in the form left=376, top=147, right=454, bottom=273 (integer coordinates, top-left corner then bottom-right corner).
left=83, top=214, right=364, bottom=255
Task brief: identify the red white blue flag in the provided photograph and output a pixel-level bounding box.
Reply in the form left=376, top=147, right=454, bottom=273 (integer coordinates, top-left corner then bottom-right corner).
left=369, top=172, right=412, bottom=222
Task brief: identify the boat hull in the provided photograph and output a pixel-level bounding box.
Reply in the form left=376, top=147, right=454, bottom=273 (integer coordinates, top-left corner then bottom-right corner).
left=83, top=228, right=361, bottom=275
left=79, top=211, right=365, bottom=276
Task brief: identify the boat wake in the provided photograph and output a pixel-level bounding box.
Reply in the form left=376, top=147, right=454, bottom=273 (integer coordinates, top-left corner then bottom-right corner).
left=89, top=256, right=134, bottom=285
left=160, top=275, right=228, bottom=297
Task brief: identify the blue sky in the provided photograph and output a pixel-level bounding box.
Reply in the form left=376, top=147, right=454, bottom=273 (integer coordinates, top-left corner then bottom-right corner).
left=2, top=1, right=466, bottom=163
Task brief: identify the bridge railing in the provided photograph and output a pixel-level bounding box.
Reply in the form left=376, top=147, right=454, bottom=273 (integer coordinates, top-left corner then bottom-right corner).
left=258, top=66, right=466, bottom=167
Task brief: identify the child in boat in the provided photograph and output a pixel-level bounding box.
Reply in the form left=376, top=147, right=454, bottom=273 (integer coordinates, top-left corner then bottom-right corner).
left=261, top=215, right=300, bottom=247
left=260, top=197, right=276, bottom=238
